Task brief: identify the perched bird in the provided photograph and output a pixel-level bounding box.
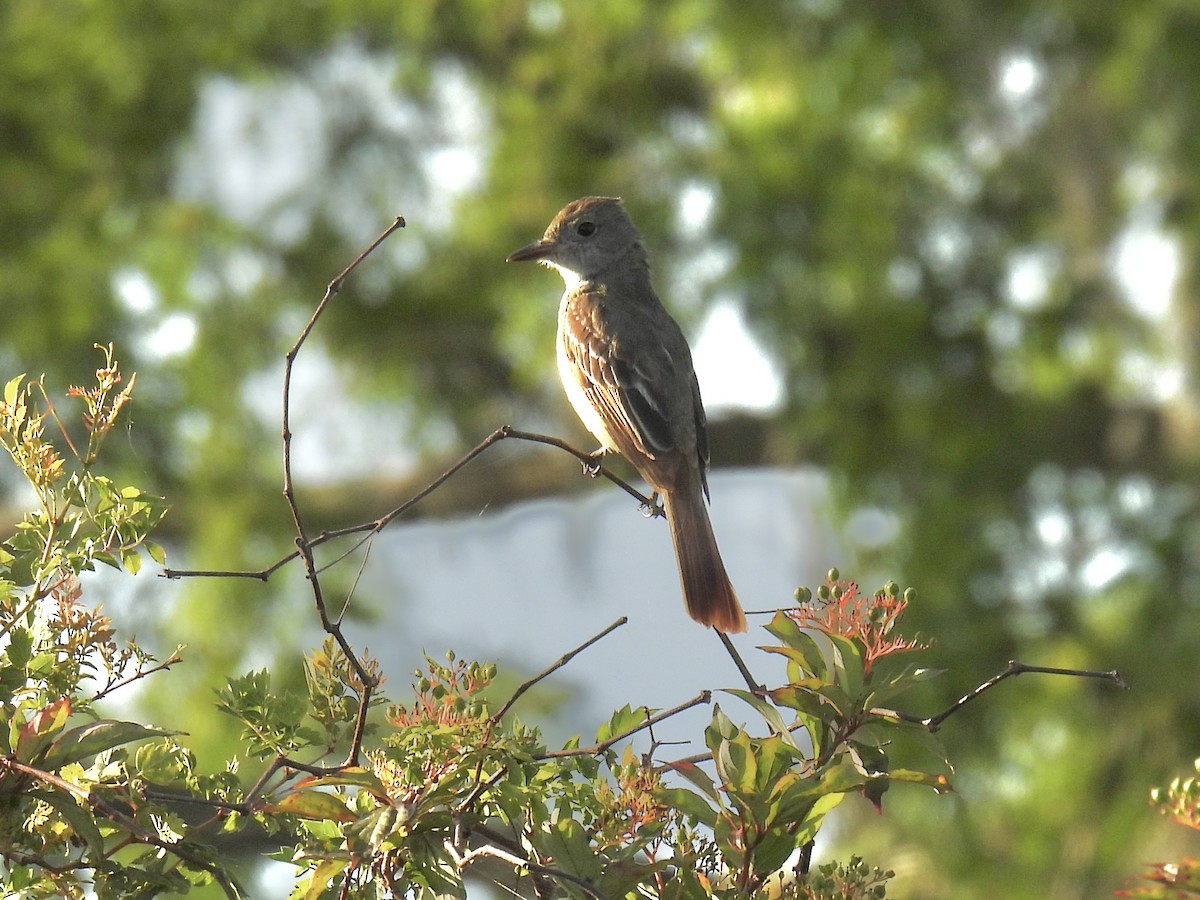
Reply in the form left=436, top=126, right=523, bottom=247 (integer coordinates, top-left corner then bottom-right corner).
left=507, top=196, right=747, bottom=633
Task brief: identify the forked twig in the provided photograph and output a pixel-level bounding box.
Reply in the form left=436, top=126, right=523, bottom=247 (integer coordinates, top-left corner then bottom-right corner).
left=279, top=215, right=405, bottom=765
left=449, top=822, right=608, bottom=900
left=537, top=691, right=711, bottom=760
left=662, top=660, right=1126, bottom=771
left=161, top=426, right=655, bottom=582
left=871, top=659, right=1128, bottom=732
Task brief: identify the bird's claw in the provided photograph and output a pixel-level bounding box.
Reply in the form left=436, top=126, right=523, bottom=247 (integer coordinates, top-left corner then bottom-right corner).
left=581, top=446, right=607, bottom=478
left=640, top=492, right=665, bottom=519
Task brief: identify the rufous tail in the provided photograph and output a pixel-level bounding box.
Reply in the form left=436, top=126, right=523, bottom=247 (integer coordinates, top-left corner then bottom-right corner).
left=663, top=485, right=747, bottom=633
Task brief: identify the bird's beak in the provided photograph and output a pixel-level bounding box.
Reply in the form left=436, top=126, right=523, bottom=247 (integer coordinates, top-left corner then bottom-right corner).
left=506, top=239, right=555, bottom=263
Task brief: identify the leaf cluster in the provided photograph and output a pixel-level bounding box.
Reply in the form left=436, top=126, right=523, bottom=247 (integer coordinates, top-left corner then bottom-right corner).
left=1117, top=758, right=1200, bottom=898
left=0, top=352, right=223, bottom=897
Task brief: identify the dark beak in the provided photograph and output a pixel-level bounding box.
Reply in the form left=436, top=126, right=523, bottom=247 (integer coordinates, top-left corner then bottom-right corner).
left=506, top=239, right=555, bottom=263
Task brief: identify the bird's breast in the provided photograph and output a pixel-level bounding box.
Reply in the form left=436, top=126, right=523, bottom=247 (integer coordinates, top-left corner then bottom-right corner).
left=557, top=289, right=619, bottom=452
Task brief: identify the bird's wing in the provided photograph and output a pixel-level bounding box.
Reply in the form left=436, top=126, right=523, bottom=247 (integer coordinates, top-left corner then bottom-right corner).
left=560, top=307, right=654, bottom=461
left=560, top=288, right=694, bottom=463
left=607, top=347, right=678, bottom=457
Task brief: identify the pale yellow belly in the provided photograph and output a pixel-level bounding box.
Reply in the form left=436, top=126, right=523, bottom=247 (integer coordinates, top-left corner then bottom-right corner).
left=557, top=308, right=618, bottom=453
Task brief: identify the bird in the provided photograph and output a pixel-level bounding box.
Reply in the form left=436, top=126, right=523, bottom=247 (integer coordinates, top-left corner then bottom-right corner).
left=507, top=196, right=747, bottom=633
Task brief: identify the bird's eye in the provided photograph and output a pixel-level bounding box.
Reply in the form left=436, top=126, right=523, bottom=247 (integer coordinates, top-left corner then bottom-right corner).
left=576, top=221, right=596, bottom=237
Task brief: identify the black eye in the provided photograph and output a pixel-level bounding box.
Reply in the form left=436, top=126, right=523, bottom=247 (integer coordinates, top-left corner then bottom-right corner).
left=576, top=221, right=596, bottom=237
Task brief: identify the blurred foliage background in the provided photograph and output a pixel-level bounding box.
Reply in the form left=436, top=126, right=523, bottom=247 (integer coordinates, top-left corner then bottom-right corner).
left=3, top=1, right=1199, bottom=897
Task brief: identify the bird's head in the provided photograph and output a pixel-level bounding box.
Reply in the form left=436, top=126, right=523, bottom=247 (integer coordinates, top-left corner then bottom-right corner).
left=507, top=196, right=646, bottom=288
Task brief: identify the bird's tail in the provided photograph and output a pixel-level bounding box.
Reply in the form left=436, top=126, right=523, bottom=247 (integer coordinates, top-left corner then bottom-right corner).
left=663, top=482, right=747, bottom=633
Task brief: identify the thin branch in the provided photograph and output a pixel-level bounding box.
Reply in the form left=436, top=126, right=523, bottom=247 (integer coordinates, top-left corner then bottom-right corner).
left=660, top=660, right=1127, bottom=772
left=870, top=659, right=1127, bottom=732
left=270, top=218, right=405, bottom=768
left=716, top=630, right=762, bottom=692
left=500, top=428, right=659, bottom=514
left=90, top=646, right=185, bottom=703
left=538, top=691, right=712, bottom=760
left=491, top=617, right=628, bottom=722
left=161, top=426, right=657, bottom=582
left=282, top=215, right=407, bottom=542
left=455, top=821, right=610, bottom=900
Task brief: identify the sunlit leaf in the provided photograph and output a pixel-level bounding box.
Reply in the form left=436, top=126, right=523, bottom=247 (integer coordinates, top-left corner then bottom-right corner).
left=296, top=767, right=388, bottom=797
left=303, top=858, right=349, bottom=900
left=29, top=787, right=105, bottom=853
left=664, top=758, right=722, bottom=804
left=657, top=786, right=718, bottom=827
left=271, top=789, right=356, bottom=822
left=722, top=687, right=798, bottom=744
left=826, top=633, right=865, bottom=700
left=42, top=719, right=178, bottom=770
left=762, top=612, right=829, bottom=680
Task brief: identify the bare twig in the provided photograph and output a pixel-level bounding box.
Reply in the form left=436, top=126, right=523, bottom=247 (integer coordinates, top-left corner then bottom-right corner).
left=491, top=617, right=628, bottom=723
left=660, top=660, right=1126, bottom=772
left=161, top=426, right=656, bottom=582
left=273, top=217, right=405, bottom=766
left=537, top=691, right=711, bottom=760
left=90, top=646, right=185, bottom=703
left=283, top=215, right=406, bottom=542
left=500, top=428, right=658, bottom=513
left=870, top=659, right=1127, bottom=732
left=716, top=630, right=762, bottom=692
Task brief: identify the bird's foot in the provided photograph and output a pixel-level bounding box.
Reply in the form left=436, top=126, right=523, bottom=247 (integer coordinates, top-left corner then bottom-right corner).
left=640, top=491, right=665, bottom=519
left=582, top=446, right=608, bottom=478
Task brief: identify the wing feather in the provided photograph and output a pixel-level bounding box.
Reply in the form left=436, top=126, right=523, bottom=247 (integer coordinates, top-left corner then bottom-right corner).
left=559, top=286, right=708, bottom=488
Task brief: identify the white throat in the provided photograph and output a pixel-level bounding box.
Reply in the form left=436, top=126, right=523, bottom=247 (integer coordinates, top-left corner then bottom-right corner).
left=545, top=260, right=587, bottom=292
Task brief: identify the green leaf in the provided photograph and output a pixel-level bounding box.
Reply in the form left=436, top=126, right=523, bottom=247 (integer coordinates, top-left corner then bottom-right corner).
left=656, top=786, right=717, bottom=827
left=751, top=824, right=801, bottom=874
left=815, top=679, right=853, bottom=718
left=826, top=633, right=865, bottom=700
left=792, top=791, right=847, bottom=846
left=723, top=731, right=758, bottom=795
left=764, top=770, right=817, bottom=826
left=814, top=758, right=869, bottom=797
left=303, top=858, right=349, bottom=900
left=762, top=612, right=829, bottom=680
left=29, top=787, right=105, bottom=854
left=144, top=540, right=167, bottom=565
left=712, top=810, right=741, bottom=869
left=272, top=789, right=356, bottom=822
left=121, top=548, right=141, bottom=574
left=541, top=815, right=600, bottom=879
left=664, top=758, right=722, bottom=804
left=596, top=704, right=648, bottom=743
left=705, top=704, right=738, bottom=745
left=722, top=688, right=797, bottom=743
left=767, top=682, right=830, bottom=716
left=7, top=550, right=35, bottom=586
left=888, top=768, right=954, bottom=793
left=42, top=720, right=178, bottom=770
